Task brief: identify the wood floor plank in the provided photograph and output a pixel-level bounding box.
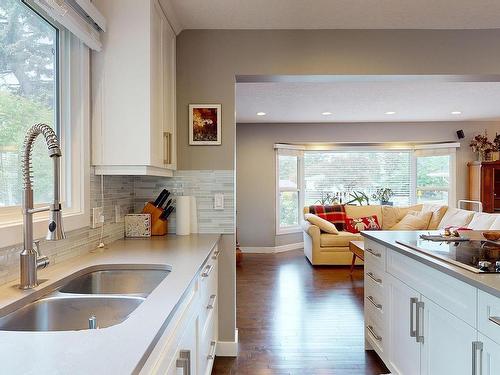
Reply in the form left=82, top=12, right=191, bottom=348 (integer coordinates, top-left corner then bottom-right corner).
left=212, top=250, right=388, bottom=375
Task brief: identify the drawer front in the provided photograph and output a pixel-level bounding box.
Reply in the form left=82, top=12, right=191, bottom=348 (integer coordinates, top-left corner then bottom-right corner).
left=199, top=309, right=218, bottom=375
left=365, top=313, right=386, bottom=360
left=200, top=255, right=218, bottom=301
left=479, top=289, right=500, bottom=345
left=364, top=265, right=385, bottom=293
left=387, top=248, right=476, bottom=327
left=364, top=239, right=386, bottom=270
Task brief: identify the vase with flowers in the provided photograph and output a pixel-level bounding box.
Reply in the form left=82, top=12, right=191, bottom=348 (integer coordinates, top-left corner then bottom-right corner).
left=470, top=130, right=495, bottom=162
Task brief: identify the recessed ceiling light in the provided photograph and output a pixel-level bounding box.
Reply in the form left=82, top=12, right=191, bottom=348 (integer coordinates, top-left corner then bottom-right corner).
left=385, top=111, right=396, bottom=115
left=257, top=112, right=266, bottom=116
left=321, top=112, right=333, bottom=116
left=451, top=111, right=462, bottom=115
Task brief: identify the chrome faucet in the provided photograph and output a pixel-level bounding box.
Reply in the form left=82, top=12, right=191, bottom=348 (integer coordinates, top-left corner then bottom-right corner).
left=20, top=123, right=65, bottom=289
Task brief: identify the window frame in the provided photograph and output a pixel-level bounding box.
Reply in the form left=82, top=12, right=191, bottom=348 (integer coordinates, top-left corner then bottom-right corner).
left=0, top=3, right=90, bottom=247
left=275, top=148, right=304, bottom=235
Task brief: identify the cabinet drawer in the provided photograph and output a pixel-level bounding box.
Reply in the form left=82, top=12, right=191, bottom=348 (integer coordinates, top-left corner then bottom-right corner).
left=479, top=290, right=500, bottom=345
left=365, top=314, right=386, bottom=360
left=200, top=256, right=218, bottom=302
left=387, top=248, right=477, bottom=327
left=364, top=266, right=385, bottom=292
left=199, top=310, right=218, bottom=375
left=365, top=282, right=386, bottom=328
left=364, top=239, right=386, bottom=270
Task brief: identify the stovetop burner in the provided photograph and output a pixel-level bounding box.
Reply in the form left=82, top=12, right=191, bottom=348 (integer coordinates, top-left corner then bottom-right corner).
left=396, top=239, right=500, bottom=273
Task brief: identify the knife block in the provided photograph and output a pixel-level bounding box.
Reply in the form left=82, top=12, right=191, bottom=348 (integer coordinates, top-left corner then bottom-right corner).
left=141, top=202, right=168, bottom=236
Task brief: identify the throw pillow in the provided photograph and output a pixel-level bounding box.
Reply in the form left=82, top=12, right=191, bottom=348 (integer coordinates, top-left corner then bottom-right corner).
left=391, top=211, right=433, bottom=230
left=421, top=204, right=448, bottom=230
left=345, top=215, right=381, bottom=234
left=381, top=204, right=423, bottom=229
left=307, top=204, right=346, bottom=231
left=304, top=213, right=339, bottom=234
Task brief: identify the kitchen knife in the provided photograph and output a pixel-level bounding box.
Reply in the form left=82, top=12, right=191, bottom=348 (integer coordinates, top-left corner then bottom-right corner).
left=160, top=205, right=174, bottom=221
left=153, top=189, right=168, bottom=207
left=157, top=190, right=170, bottom=208
left=162, top=198, right=172, bottom=210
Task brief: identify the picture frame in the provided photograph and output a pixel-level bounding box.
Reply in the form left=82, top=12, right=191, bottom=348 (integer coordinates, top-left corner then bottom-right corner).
left=189, top=104, right=221, bottom=145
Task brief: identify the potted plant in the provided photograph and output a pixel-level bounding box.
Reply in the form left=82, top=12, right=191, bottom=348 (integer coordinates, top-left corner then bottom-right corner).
left=470, top=130, right=495, bottom=162
left=492, top=133, right=500, bottom=161
left=372, top=188, right=394, bottom=206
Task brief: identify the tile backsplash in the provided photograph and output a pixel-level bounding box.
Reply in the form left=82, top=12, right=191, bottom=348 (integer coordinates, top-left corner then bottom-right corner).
left=0, top=169, right=234, bottom=286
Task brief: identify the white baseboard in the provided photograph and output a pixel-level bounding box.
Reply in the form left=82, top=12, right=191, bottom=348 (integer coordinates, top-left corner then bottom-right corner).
left=216, top=328, right=239, bottom=357
left=240, top=242, right=304, bottom=254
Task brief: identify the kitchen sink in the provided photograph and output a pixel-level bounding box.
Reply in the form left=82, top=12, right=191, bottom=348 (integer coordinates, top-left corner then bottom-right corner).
left=59, top=267, right=170, bottom=296
left=0, top=264, right=171, bottom=332
left=0, top=295, right=144, bottom=331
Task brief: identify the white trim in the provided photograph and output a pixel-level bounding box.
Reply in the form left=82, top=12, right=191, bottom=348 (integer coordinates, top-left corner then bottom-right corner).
left=73, top=0, right=106, bottom=31
left=240, top=242, right=304, bottom=254
left=94, top=165, right=174, bottom=177
left=276, top=151, right=303, bottom=235
left=216, top=329, right=239, bottom=357
left=275, top=141, right=460, bottom=152
left=274, top=143, right=306, bottom=151
left=156, top=0, right=183, bottom=35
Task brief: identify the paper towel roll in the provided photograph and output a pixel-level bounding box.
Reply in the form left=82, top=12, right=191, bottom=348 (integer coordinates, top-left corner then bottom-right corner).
left=176, top=196, right=191, bottom=235
left=190, top=196, right=198, bottom=233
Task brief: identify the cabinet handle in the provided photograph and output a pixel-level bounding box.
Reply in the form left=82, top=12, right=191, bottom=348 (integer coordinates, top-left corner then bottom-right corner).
left=366, top=248, right=382, bottom=258
left=201, top=264, right=214, bottom=278
left=176, top=350, right=191, bottom=375
left=366, top=271, right=382, bottom=284
left=488, top=316, right=500, bottom=327
left=163, top=132, right=171, bottom=165
left=366, top=295, right=382, bottom=310
left=366, top=325, right=382, bottom=341
left=207, top=294, right=217, bottom=309
left=416, top=301, right=425, bottom=343
left=472, top=341, right=483, bottom=375
left=410, top=297, right=418, bottom=338
left=207, top=341, right=217, bottom=360
left=212, top=249, right=220, bottom=260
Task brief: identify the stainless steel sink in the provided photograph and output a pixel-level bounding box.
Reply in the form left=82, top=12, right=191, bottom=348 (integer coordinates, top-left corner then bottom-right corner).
left=0, top=264, right=171, bottom=332
left=0, top=295, right=144, bottom=331
left=59, top=268, right=170, bottom=296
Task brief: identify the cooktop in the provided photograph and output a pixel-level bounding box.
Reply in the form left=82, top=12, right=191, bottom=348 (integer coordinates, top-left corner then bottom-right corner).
left=396, top=239, right=500, bottom=273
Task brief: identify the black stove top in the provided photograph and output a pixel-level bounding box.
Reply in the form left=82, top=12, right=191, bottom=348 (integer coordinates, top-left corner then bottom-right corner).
left=397, top=239, right=500, bottom=273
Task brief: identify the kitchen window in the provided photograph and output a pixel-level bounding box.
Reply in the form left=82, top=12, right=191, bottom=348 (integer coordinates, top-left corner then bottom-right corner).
left=0, top=0, right=94, bottom=246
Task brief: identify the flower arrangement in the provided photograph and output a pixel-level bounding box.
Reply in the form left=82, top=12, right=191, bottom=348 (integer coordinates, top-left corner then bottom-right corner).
left=470, top=130, right=495, bottom=161
left=371, top=188, right=395, bottom=205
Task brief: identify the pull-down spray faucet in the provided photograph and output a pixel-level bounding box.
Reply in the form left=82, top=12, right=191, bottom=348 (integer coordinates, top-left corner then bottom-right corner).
left=20, top=123, right=65, bottom=289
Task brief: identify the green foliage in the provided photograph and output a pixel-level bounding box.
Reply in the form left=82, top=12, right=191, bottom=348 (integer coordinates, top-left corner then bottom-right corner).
left=346, top=191, right=370, bottom=206
left=371, top=187, right=394, bottom=203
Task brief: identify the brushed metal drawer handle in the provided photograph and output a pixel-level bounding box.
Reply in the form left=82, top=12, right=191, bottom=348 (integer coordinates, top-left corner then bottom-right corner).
left=366, top=248, right=382, bottom=258
left=366, top=325, right=382, bottom=341
left=367, top=295, right=383, bottom=310
left=176, top=350, right=191, bottom=375
left=472, top=341, right=483, bottom=375
left=488, top=316, right=500, bottom=327
left=207, top=341, right=217, bottom=360
left=201, top=264, right=214, bottom=277
left=366, top=271, right=382, bottom=284
left=212, top=249, right=220, bottom=260
left=207, top=294, right=217, bottom=309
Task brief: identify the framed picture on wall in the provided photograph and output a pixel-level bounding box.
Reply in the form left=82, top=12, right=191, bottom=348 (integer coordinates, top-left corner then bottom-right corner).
left=189, top=104, right=221, bottom=145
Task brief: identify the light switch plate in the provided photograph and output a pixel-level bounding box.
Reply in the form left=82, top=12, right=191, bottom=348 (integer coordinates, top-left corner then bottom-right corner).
left=214, top=193, right=224, bottom=210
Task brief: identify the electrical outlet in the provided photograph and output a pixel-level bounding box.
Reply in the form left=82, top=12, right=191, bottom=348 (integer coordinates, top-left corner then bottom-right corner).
left=92, top=207, right=104, bottom=228
left=214, top=193, right=224, bottom=210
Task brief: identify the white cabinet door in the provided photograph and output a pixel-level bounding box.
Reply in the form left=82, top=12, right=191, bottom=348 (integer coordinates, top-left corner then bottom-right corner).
left=165, top=314, right=198, bottom=375
left=479, top=333, right=500, bottom=375
left=162, top=14, right=176, bottom=169
left=387, top=275, right=421, bottom=375
left=420, top=296, right=476, bottom=375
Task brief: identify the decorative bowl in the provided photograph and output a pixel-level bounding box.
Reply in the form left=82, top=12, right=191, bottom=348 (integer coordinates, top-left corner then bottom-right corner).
left=483, top=231, right=500, bottom=241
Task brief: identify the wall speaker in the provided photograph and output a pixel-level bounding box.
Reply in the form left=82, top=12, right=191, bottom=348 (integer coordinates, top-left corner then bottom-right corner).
left=457, top=130, right=465, bottom=139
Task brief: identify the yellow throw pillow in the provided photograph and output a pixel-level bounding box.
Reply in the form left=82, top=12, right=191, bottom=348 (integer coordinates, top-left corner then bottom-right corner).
left=391, top=211, right=433, bottom=230
left=421, top=204, right=448, bottom=230
left=304, top=213, right=339, bottom=234
left=382, top=204, right=423, bottom=229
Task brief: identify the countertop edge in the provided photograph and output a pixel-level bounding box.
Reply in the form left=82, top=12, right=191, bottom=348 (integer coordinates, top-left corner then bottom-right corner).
left=361, top=231, right=500, bottom=298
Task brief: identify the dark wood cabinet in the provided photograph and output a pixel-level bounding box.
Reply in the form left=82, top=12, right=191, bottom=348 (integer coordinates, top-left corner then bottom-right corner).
left=468, top=161, right=500, bottom=213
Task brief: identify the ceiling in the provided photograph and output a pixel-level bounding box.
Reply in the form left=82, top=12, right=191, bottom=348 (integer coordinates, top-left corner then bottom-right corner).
left=235, top=81, right=500, bottom=123
left=163, top=0, right=500, bottom=30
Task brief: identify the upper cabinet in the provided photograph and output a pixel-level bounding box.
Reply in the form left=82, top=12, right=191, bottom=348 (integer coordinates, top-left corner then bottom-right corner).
left=92, top=0, right=176, bottom=177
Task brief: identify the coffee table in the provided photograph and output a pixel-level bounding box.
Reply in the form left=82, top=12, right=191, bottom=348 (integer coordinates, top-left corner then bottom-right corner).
left=349, top=240, right=365, bottom=273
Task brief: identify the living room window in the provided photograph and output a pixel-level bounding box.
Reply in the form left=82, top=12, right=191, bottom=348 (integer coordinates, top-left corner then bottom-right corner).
left=276, top=148, right=304, bottom=234
left=275, top=143, right=457, bottom=235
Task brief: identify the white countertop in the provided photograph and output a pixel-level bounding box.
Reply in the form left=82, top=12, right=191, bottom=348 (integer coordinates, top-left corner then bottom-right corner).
left=362, top=230, right=500, bottom=298
left=0, top=234, right=220, bottom=375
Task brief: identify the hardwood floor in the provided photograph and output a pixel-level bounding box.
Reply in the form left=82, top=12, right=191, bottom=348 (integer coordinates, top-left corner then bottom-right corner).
left=212, top=250, right=389, bottom=375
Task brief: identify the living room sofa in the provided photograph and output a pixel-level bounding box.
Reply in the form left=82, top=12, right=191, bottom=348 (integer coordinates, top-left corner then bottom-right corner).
left=301, top=203, right=500, bottom=265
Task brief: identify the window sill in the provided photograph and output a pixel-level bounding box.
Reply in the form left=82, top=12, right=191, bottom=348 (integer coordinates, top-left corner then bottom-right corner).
left=0, top=211, right=90, bottom=248
left=276, top=226, right=302, bottom=235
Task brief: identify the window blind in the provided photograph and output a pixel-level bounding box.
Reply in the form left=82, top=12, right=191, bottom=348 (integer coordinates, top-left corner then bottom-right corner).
left=304, top=151, right=411, bottom=206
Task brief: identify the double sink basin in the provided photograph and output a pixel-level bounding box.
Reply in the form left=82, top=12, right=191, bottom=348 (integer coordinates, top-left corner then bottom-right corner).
left=0, top=265, right=171, bottom=332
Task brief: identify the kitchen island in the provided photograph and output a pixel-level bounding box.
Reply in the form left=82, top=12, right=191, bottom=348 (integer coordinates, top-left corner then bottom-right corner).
left=0, top=234, right=220, bottom=374
left=361, top=230, right=500, bottom=375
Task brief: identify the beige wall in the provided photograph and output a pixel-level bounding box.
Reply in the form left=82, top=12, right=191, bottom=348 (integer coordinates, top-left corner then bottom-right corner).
left=237, top=121, right=500, bottom=247
left=176, top=29, right=500, bottom=343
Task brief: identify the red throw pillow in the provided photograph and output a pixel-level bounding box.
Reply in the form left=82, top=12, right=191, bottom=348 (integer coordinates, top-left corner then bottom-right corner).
left=345, top=215, right=381, bottom=234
